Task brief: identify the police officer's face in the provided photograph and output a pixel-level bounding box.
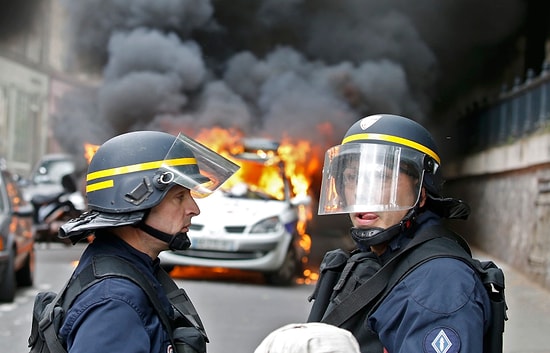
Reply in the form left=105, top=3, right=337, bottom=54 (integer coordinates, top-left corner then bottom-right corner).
left=147, top=185, right=200, bottom=240
left=344, top=166, right=423, bottom=230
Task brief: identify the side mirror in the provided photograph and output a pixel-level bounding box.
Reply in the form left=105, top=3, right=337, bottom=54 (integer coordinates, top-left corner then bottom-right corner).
left=290, top=194, right=312, bottom=206
left=61, top=174, right=77, bottom=193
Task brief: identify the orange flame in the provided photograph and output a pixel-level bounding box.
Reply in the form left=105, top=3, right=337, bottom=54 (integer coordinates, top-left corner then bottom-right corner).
left=194, top=127, right=245, bottom=157
left=193, top=129, right=322, bottom=284
left=84, top=143, right=100, bottom=164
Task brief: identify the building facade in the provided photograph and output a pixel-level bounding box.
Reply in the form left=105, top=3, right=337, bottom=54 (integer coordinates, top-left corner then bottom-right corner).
left=0, top=0, right=95, bottom=177
left=446, top=61, right=550, bottom=290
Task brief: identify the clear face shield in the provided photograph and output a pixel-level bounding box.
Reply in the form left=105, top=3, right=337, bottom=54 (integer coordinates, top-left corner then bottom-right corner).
left=318, top=143, right=425, bottom=215
left=158, top=133, right=240, bottom=198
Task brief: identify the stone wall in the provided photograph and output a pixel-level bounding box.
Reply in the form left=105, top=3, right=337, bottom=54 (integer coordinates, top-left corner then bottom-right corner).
left=444, top=132, right=550, bottom=290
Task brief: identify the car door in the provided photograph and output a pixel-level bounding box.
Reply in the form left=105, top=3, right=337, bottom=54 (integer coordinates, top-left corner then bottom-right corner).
left=0, top=170, right=16, bottom=301
left=2, top=170, right=34, bottom=271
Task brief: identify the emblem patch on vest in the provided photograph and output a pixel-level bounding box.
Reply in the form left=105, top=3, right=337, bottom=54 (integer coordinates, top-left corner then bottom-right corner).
left=424, top=327, right=460, bottom=353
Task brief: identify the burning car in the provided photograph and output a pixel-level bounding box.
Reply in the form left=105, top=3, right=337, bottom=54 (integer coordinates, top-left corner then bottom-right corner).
left=159, top=138, right=312, bottom=286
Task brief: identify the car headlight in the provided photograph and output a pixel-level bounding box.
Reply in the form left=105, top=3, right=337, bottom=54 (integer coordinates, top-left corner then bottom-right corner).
left=250, top=216, right=282, bottom=234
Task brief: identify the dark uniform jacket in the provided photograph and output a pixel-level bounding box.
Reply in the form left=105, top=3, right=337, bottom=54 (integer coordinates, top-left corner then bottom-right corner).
left=314, top=211, right=491, bottom=353
left=59, top=233, right=173, bottom=353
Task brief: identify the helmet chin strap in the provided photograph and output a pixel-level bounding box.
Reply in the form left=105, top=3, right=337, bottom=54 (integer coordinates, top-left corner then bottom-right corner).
left=138, top=222, right=191, bottom=251
left=350, top=208, right=417, bottom=249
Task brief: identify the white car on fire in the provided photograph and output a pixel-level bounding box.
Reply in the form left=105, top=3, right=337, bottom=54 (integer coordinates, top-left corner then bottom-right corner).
left=159, top=139, right=311, bottom=285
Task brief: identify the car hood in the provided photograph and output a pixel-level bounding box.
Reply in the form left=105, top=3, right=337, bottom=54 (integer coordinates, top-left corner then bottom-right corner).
left=22, top=183, right=63, bottom=201
left=193, top=191, right=292, bottom=226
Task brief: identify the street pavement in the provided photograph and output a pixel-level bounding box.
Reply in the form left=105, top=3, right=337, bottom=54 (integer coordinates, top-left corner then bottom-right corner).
left=492, top=254, right=550, bottom=353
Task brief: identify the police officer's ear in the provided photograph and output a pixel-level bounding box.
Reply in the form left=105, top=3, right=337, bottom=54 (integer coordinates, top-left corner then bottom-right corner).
left=419, top=188, right=427, bottom=208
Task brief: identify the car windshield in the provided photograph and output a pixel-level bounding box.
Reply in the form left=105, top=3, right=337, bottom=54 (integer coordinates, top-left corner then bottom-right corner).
left=221, top=156, right=289, bottom=201
left=32, top=159, right=74, bottom=185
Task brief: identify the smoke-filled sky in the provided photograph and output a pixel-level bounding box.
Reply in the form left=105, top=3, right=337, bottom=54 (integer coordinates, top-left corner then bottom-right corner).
left=0, top=1, right=41, bottom=41
left=50, top=0, right=526, bottom=160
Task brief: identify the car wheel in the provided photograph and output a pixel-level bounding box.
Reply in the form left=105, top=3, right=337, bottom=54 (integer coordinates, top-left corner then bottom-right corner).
left=16, top=248, right=35, bottom=287
left=0, top=252, right=16, bottom=302
left=264, top=246, right=299, bottom=286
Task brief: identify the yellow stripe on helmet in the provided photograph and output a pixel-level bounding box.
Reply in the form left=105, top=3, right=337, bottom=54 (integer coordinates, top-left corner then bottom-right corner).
left=86, top=157, right=198, bottom=193
left=342, top=133, right=441, bottom=164
left=86, top=180, right=114, bottom=193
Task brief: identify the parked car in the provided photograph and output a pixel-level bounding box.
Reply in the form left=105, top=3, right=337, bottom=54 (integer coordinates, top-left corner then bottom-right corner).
left=22, top=154, right=85, bottom=204
left=0, top=163, right=35, bottom=302
left=159, top=139, right=311, bottom=286
left=20, top=154, right=86, bottom=243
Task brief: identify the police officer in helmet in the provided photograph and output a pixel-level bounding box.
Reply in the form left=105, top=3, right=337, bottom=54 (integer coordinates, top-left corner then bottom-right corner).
left=309, top=114, right=491, bottom=352
left=57, top=131, right=239, bottom=353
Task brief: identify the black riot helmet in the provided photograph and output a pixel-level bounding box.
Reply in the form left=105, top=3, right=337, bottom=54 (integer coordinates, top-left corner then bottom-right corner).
left=318, top=114, right=469, bottom=247
left=60, top=131, right=239, bottom=248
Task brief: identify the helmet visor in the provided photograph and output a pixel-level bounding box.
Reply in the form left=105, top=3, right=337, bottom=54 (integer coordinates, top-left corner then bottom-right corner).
left=159, top=133, right=240, bottom=198
left=318, top=143, right=424, bottom=215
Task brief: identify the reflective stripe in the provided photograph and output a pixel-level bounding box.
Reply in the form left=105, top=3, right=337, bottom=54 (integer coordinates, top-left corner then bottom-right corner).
left=86, top=180, right=114, bottom=193
left=342, top=133, right=441, bottom=164
left=86, top=157, right=198, bottom=192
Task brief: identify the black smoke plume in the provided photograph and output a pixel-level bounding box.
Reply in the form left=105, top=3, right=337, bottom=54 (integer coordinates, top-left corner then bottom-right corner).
left=0, top=1, right=43, bottom=41
left=52, top=0, right=526, bottom=157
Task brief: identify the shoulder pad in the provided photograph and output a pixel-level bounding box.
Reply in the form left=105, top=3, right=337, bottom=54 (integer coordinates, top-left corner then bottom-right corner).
left=320, top=249, right=350, bottom=272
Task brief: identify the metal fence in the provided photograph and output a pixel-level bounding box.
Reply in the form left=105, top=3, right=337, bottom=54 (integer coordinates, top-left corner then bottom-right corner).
left=457, top=66, right=550, bottom=154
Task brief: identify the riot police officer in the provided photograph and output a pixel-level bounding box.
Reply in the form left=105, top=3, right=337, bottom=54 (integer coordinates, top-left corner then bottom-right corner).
left=308, top=114, right=491, bottom=352
left=57, top=131, right=239, bottom=353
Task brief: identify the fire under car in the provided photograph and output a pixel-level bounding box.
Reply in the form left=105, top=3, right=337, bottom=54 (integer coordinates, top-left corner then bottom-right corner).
left=159, top=138, right=311, bottom=286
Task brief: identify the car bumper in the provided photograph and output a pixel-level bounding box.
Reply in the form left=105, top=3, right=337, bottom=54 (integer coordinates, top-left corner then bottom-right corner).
left=159, top=232, right=293, bottom=272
